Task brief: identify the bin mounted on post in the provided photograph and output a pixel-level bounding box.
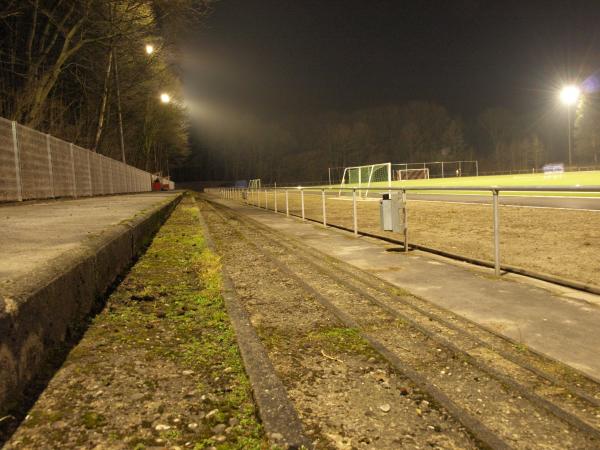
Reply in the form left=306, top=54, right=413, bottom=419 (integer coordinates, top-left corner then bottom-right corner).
left=380, top=191, right=409, bottom=251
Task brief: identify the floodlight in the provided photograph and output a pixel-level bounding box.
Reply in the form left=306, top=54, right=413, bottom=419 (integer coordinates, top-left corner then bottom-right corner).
left=559, top=85, right=580, bottom=105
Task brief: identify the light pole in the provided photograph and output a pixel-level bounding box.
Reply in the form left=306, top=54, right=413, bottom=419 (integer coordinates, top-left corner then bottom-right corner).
left=559, top=84, right=581, bottom=167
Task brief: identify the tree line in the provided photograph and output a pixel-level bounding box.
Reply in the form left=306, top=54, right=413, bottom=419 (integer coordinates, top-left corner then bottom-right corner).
left=184, top=101, right=562, bottom=184
left=0, top=0, right=209, bottom=173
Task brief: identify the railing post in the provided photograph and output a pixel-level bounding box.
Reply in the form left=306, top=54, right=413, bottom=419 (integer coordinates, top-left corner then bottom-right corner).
left=352, top=188, right=358, bottom=236
left=322, top=189, right=327, bottom=228
left=11, top=121, right=23, bottom=201
left=285, top=190, right=289, bottom=217
left=402, top=189, right=408, bottom=252
left=301, top=189, right=305, bottom=221
left=274, top=186, right=278, bottom=213
left=493, top=189, right=500, bottom=276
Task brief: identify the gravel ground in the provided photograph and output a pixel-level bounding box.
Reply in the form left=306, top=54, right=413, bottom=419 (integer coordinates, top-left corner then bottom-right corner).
left=201, top=199, right=478, bottom=450
left=260, top=191, right=600, bottom=287
left=203, top=195, right=600, bottom=449
left=3, top=195, right=265, bottom=449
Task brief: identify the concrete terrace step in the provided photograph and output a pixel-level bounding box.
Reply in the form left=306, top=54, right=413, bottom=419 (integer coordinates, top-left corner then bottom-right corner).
left=0, top=192, right=181, bottom=418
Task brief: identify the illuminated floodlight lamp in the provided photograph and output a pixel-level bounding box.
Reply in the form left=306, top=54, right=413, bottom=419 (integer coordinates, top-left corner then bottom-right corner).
left=559, top=85, right=581, bottom=105
left=145, top=44, right=155, bottom=55
left=160, top=93, right=171, bottom=104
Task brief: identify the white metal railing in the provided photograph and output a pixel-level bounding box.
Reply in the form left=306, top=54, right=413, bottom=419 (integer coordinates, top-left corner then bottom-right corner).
left=206, top=184, right=600, bottom=287
left=0, top=116, right=170, bottom=202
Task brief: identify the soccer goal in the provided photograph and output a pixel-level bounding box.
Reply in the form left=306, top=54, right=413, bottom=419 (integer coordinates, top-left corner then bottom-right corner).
left=338, top=162, right=392, bottom=198
left=395, top=167, right=430, bottom=180
left=248, top=178, right=261, bottom=190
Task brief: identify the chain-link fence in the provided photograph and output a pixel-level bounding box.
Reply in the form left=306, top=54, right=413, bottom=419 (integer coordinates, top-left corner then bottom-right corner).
left=0, top=116, right=162, bottom=202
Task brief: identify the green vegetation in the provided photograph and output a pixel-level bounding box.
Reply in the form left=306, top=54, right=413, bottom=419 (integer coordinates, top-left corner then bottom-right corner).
left=15, top=194, right=265, bottom=449
left=306, top=327, right=376, bottom=357
left=104, top=197, right=265, bottom=449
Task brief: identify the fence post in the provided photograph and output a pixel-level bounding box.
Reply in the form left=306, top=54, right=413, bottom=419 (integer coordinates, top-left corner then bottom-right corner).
left=45, top=134, right=55, bottom=198
left=86, top=150, right=92, bottom=196
left=493, top=189, right=500, bottom=276
left=69, top=143, right=77, bottom=198
left=322, top=189, right=327, bottom=227
left=352, top=188, right=358, bottom=236
left=108, top=158, right=113, bottom=194
left=11, top=121, right=23, bottom=201
left=301, top=189, right=305, bottom=221
left=274, top=186, right=278, bottom=213
left=265, top=189, right=268, bottom=210
left=285, top=190, right=289, bottom=217
left=402, top=189, right=408, bottom=252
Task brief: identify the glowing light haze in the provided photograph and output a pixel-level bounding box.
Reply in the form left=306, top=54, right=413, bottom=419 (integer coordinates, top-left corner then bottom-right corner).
left=559, top=85, right=581, bottom=105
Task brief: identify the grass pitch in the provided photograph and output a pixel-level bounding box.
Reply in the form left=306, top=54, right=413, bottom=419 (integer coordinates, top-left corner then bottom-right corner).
left=334, top=170, right=600, bottom=197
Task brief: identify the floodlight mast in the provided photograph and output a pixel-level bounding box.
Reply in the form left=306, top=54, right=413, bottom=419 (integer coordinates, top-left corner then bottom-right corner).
left=559, top=84, right=581, bottom=167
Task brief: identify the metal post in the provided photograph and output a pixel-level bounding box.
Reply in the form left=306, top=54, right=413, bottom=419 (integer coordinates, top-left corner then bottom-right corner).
left=402, top=189, right=408, bottom=252
left=69, top=143, right=77, bottom=198
left=265, top=189, right=268, bottom=210
left=567, top=106, right=572, bottom=167
left=11, top=121, right=23, bottom=201
left=274, top=186, right=278, bottom=213
left=46, top=134, right=55, bottom=198
left=441, top=161, right=444, bottom=178
left=475, top=160, right=479, bottom=177
left=493, top=189, right=500, bottom=276
left=352, top=188, right=358, bottom=236
left=387, top=162, right=392, bottom=197
left=112, top=48, right=126, bottom=164
left=285, top=190, right=289, bottom=217
left=87, top=150, right=93, bottom=196
left=301, top=189, right=305, bottom=221
left=322, top=189, right=327, bottom=227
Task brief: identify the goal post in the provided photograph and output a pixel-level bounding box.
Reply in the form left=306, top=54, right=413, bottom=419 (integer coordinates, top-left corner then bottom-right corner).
left=248, top=178, right=261, bottom=190
left=338, top=162, right=392, bottom=197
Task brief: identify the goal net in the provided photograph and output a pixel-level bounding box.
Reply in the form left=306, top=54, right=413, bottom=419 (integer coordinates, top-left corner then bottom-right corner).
left=339, top=162, right=391, bottom=197
left=396, top=168, right=430, bottom=180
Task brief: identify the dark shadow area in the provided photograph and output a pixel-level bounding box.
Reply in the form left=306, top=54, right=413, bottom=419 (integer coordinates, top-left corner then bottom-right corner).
left=385, top=246, right=412, bottom=253
left=0, top=245, right=153, bottom=445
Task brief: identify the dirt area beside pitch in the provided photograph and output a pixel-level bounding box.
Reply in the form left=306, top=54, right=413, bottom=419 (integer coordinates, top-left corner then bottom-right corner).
left=266, top=191, right=600, bottom=287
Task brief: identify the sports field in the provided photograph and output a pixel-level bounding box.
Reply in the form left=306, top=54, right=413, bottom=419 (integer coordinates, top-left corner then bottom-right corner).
left=253, top=190, right=600, bottom=288
left=333, top=170, right=600, bottom=197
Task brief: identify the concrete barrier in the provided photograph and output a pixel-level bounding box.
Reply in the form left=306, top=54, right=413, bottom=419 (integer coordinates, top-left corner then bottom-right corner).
left=0, top=194, right=182, bottom=415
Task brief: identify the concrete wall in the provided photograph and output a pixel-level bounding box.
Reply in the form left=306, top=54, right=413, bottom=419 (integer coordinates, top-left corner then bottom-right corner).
left=0, top=194, right=181, bottom=415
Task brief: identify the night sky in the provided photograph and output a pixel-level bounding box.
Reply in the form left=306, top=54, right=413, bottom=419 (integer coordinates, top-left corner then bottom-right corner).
left=183, top=0, right=600, bottom=121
